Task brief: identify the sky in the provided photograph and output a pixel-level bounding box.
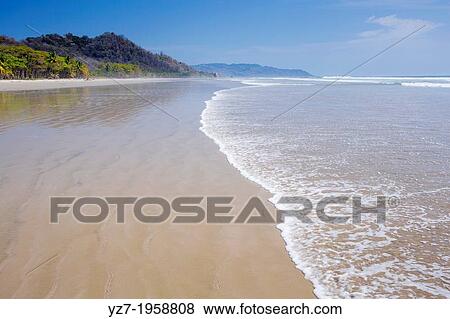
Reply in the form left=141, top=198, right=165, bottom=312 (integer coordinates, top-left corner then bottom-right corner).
left=1, top=0, right=450, bottom=75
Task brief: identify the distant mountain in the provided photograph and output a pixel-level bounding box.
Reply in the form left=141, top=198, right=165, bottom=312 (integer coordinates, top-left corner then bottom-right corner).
left=192, top=63, right=312, bottom=77
left=21, top=32, right=202, bottom=76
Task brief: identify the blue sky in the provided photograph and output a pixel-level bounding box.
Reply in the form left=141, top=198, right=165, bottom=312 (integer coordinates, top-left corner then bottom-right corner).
left=2, top=0, right=450, bottom=75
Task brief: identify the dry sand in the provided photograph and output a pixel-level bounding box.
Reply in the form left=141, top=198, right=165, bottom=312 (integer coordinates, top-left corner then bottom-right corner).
left=0, top=79, right=315, bottom=298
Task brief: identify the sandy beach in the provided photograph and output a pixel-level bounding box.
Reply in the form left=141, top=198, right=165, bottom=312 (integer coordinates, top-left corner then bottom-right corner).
left=0, top=78, right=191, bottom=92
left=0, top=79, right=315, bottom=298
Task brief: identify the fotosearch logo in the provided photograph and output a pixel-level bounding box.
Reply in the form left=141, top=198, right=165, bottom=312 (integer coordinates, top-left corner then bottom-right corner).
left=50, top=196, right=391, bottom=224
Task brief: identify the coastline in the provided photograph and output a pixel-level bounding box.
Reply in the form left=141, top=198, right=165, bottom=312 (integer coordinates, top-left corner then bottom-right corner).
left=0, top=79, right=315, bottom=298
left=200, top=85, right=324, bottom=297
left=198, top=77, right=450, bottom=298
left=199, top=85, right=322, bottom=297
left=0, top=78, right=199, bottom=92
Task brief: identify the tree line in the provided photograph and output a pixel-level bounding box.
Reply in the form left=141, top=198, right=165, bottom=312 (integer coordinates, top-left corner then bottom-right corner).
left=0, top=32, right=210, bottom=79
left=22, top=32, right=197, bottom=75
left=0, top=44, right=89, bottom=79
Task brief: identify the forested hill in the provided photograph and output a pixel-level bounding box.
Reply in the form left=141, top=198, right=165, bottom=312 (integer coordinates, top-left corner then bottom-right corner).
left=22, top=32, right=197, bottom=75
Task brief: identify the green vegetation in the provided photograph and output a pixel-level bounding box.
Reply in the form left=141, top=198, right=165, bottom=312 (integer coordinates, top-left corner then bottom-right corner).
left=93, top=62, right=142, bottom=77
left=22, top=32, right=201, bottom=75
left=0, top=33, right=211, bottom=79
left=0, top=45, right=89, bottom=79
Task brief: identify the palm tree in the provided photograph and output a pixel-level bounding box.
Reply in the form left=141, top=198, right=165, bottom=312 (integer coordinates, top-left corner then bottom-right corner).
left=46, top=51, right=57, bottom=64
left=0, top=59, right=12, bottom=79
left=46, top=52, right=57, bottom=77
left=0, top=63, right=7, bottom=78
left=75, top=60, right=89, bottom=79
left=75, top=60, right=83, bottom=73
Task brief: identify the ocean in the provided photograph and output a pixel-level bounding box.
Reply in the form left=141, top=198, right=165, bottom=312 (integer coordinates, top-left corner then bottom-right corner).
left=201, top=76, right=450, bottom=298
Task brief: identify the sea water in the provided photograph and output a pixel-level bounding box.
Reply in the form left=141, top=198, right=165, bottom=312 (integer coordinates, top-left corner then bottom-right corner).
left=201, top=76, right=450, bottom=298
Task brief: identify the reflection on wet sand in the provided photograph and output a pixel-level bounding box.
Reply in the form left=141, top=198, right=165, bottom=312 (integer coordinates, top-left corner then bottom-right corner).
left=0, top=81, right=188, bottom=265
left=0, top=83, right=187, bottom=131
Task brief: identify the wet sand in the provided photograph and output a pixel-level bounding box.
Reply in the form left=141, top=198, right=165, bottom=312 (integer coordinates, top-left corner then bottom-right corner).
left=0, top=78, right=184, bottom=92
left=0, top=79, right=315, bottom=298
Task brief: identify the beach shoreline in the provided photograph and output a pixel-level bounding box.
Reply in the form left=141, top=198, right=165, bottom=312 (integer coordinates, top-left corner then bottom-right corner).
left=0, top=79, right=315, bottom=298
left=0, top=78, right=209, bottom=92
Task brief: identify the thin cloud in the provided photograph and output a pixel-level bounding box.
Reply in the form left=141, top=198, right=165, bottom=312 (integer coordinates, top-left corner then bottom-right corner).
left=354, top=15, right=440, bottom=42
left=340, top=0, right=450, bottom=10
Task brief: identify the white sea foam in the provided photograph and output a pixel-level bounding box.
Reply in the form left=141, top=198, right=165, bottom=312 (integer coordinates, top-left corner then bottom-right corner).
left=323, top=75, right=450, bottom=81
left=200, top=78, right=450, bottom=298
left=401, top=82, right=450, bottom=88
left=240, top=80, right=314, bottom=87
left=224, top=76, right=450, bottom=92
